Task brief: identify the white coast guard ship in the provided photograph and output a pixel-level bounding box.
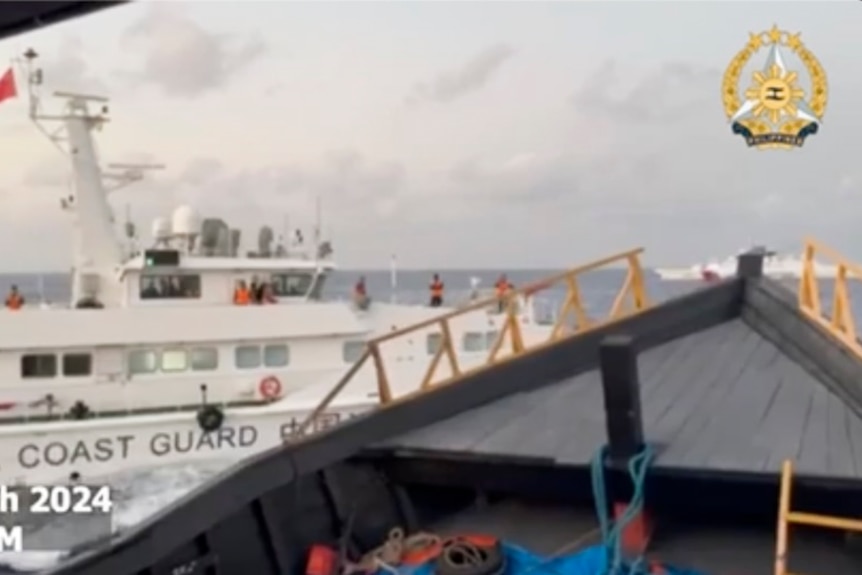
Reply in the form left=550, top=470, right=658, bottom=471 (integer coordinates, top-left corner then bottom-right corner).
left=0, top=51, right=554, bottom=485
left=655, top=246, right=836, bottom=282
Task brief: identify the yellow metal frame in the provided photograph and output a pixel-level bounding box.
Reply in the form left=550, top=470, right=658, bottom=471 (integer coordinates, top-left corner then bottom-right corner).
left=294, top=247, right=652, bottom=437
left=798, top=237, right=862, bottom=359
left=775, top=459, right=862, bottom=575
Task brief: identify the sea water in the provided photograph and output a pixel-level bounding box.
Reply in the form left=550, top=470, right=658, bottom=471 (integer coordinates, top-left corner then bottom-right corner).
left=0, top=268, right=704, bottom=572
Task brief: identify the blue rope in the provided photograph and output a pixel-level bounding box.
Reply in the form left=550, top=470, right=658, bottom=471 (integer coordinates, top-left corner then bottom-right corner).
left=590, top=444, right=655, bottom=575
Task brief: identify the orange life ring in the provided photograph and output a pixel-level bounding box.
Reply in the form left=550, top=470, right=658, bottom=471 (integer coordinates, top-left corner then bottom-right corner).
left=259, top=376, right=282, bottom=400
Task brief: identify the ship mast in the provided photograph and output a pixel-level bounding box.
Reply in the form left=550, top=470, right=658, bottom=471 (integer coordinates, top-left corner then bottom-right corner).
left=21, top=49, right=162, bottom=308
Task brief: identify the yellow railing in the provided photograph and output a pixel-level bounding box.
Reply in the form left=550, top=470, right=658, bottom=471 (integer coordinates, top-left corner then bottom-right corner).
left=798, top=237, right=862, bottom=359
left=294, top=247, right=651, bottom=437
left=775, top=459, right=862, bottom=575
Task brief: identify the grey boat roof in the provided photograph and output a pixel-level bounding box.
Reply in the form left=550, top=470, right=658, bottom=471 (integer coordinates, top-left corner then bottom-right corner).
left=0, top=2, right=125, bottom=42
left=377, top=317, right=862, bottom=480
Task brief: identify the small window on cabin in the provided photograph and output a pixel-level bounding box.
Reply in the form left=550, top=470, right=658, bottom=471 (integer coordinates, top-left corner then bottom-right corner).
left=128, top=350, right=157, bottom=375
left=190, top=347, right=219, bottom=371
left=263, top=344, right=289, bottom=368
left=139, top=274, right=201, bottom=300
left=62, top=353, right=92, bottom=377
left=235, top=345, right=262, bottom=369
left=21, top=354, right=57, bottom=379
left=485, top=331, right=500, bottom=349
left=270, top=273, right=314, bottom=297
left=342, top=341, right=366, bottom=364
left=160, top=349, right=189, bottom=372
left=426, top=333, right=443, bottom=355
left=462, top=332, right=485, bottom=353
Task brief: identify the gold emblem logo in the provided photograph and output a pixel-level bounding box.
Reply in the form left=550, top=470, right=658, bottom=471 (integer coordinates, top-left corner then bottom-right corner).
left=721, top=25, right=828, bottom=149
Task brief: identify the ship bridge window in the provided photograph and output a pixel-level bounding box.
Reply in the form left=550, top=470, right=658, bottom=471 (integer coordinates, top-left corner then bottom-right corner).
left=139, top=274, right=201, bottom=300
left=235, top=344, right=291, bottom=369
left=190, top=347, right=218, bottom=371
left=160, top=349, right=188, bottom=372
left=342, top=341, right=366, bottom=363
left=128, top=350, right=157, bottom=375
left=462, top=332, right=485, bottom=353
left=263, top=344, right=289, bottom=367
left=271, top=273, right=314, bottom=297
left=62, top=353, right=92, bottom=377
left=21, top=354, right=57, bottom=379
left=235, top=346, right=262, bottom=369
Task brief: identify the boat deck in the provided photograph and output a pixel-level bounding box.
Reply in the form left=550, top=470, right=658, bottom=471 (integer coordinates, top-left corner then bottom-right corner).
left=430, top=497, right=862, bottom=574
left=374, top=318, right=862, bottom=481
left=43, top=243, right=862, bottom=575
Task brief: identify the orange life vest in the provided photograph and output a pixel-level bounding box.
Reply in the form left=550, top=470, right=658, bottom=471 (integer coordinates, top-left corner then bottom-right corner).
left=5, top=294, right=22, bottom=310
left=430, top=281, right=444, bottom=297
left=233, top=288, right=250, bottom=305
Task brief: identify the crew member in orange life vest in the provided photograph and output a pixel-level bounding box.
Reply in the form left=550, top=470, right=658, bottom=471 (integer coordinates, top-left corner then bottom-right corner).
left=5, top=285, right=24, bottom=310
left=355, top=276, right=367, bottom=298
left=233, top=280, right=251, bottom=305
left=353, top=276, right=370, bottom=310
left=494, top=274, right=514, bottom=312
left=429, top=274, right=444, bottom=307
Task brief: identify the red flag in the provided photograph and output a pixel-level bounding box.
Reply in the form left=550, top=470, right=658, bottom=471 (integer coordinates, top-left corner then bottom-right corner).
left=0, top=67, right=17, bottom=104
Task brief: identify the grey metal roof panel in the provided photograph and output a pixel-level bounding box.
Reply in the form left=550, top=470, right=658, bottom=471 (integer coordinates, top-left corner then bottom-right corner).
left=0, top=2, right=125, bottom=41
left=382, top=319, right=862, bottom=480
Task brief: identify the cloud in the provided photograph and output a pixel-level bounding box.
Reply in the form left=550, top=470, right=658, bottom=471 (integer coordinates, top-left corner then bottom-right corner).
left=176, top=157, right=225, bottom=187
left=36, top=36, right=108, bottom=95
left=838, top=175, right=856, bottom=196
left=145, top=152, right=407, bottom=233
left=21, top=151, right=72, bottom=188
left=573, top=59, right=720, bottom=125
left=121, top=5, right=267, bottom=97
left=409, top=44, right=515, bottom=104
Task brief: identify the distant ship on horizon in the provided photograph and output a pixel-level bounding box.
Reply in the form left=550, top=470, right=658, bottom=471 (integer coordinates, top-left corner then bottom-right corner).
left=654, top=246, right=836, bottom=282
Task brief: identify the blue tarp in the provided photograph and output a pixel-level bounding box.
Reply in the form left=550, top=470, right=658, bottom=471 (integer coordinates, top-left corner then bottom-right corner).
left=386, top=543, right=708, bottom=575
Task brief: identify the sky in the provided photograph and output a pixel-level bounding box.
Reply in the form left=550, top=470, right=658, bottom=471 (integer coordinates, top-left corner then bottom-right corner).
left=0, top=1, right=861, bottom=271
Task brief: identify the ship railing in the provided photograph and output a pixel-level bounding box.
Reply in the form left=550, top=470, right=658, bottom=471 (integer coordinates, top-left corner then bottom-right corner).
left=775, top=459, right=862, bottom=575
left=294, top=247, right=651, bottom=437
left=798, top=237, right=862, bottom=359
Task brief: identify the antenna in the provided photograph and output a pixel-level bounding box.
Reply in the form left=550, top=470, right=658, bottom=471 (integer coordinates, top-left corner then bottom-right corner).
left=19, top=47, right=112, bottom=156
left=390, top=253, right=398, bottom=304
left=123, top=203, right=137, bottom=257
left=314, top=196, right=322, bottom=245
left=19, top=47, right=65, bottom=155
left=53, top=90, right=108, bottom=103
left=103, top=162, right=166, bottom=193
left=21, top=47, right=41, bottom=121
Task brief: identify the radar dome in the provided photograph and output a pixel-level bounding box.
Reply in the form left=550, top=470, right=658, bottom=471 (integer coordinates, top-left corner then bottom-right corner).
left=151, top=217, right=171, bottom=240
left=171, top=205, right=200, bottom=236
